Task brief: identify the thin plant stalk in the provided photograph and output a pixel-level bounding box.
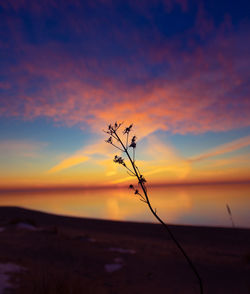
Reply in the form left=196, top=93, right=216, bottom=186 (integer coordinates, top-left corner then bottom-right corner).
left=226, top=204, right=235, bottom=228
left=105, top=122, right=203, bottom=294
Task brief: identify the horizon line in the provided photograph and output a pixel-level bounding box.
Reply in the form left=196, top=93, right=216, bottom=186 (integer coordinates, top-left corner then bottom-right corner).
left=1, top=179, right=250, bottom=193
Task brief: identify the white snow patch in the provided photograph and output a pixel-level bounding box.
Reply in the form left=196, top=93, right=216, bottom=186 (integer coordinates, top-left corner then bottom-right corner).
left=0, top=227, right=5, bottom=232
left=104, top=263, right=123, bottom=273
left=0, top=263, right=25, bottom=294
left=109, top=247, right=136, bottom=254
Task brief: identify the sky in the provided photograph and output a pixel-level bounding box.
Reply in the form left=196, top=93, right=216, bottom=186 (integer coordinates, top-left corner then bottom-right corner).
left=0, top=0, right=250, bottom=189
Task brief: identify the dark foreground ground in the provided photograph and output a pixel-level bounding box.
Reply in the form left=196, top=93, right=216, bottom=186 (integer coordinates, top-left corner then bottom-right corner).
left=0, top=206, right=250, bottom=294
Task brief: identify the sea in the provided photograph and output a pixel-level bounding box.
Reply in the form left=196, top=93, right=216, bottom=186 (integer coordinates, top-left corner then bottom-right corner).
left=0, top=183, right=249, bottom=228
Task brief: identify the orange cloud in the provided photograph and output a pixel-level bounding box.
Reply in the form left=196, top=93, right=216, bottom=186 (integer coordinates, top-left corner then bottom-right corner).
left=47, top=155, right=89, bottom=173
left=188, top=135, right=250, bottom=162
left=47, top=139, right=113, bottom=173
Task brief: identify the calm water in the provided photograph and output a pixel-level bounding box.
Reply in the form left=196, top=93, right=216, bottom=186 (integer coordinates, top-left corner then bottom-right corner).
left=0, top=184, right=249, bottom=228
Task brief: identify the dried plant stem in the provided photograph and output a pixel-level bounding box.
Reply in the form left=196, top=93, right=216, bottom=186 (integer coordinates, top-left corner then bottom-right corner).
left=226, top=204, right=235, bottom=228
left=113, top=130, right=203, bottom=294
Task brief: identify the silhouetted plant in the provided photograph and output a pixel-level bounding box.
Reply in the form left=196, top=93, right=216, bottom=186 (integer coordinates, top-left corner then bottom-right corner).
left=104, top=122, right=203, bottom=294
left=226, top=204, right=235, bottom=228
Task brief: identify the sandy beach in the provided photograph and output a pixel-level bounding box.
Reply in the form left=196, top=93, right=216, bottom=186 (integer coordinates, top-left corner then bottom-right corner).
left=0, top=206, right=249, bottom=294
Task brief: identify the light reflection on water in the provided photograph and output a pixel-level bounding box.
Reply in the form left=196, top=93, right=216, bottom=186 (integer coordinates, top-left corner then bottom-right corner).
left=0, top=184, right=249, bottom=228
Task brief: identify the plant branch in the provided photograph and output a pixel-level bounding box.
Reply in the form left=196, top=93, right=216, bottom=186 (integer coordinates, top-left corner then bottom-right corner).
left=127, top=171, right=136, bottom=177
left=113, top=128, right=203, bottom=294
left=110, top=143, right=124, bottom=152
left=125, top=166, right=136, bottom=176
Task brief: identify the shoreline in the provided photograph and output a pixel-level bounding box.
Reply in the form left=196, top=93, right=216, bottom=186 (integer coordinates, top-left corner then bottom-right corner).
left=1, top=205, right=250, bottom=230
left=1, top=205, right=250, bottom=235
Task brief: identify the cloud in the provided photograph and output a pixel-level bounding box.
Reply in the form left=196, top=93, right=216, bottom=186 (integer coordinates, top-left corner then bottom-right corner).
left=0, top=140, right=47, bottom=158
left=47, top=155, right=89, bottom=173
left=0, top=0, right=250, bottom=138
left=47, top=139, right=113, bottom=173
left=188, top=135, right=250, bottom=162
left=209, top=153, right=250, bottom=168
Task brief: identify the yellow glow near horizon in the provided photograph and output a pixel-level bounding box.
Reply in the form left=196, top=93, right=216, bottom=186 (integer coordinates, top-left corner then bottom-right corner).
left=0, top=134, right=250, bottom=189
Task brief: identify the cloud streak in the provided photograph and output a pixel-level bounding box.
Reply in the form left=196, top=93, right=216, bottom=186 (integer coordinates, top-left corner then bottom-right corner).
left=48, top=155, right=89, bottom=173
left=47, top=139, right=112, bottom=173
left=188, top=135, right=250, bottom=162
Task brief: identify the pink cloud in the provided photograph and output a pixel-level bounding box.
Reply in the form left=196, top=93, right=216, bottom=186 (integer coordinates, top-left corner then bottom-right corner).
left=0, top=2, right=250, bottom=137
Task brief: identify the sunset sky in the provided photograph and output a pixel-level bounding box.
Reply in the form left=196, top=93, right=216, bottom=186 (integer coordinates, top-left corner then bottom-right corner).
left=0, top=0, right=250, bottom=189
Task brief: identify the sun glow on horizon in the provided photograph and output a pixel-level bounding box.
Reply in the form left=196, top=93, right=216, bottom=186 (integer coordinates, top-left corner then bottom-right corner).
left=0, top=0, right=250, bottom=190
